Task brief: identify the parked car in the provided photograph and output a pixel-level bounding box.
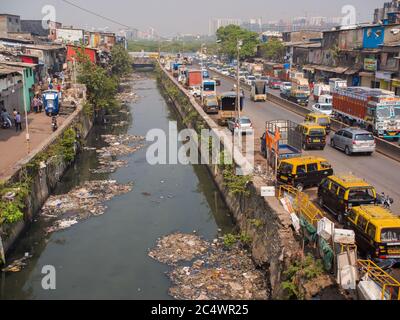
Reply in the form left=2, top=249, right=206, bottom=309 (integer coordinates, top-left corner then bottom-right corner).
left=312, top=103, right=333, bottom=116
left=227, top=116, right=254, bottom=135
left=318, top=174, right=377, bottom=223
left=277, top=156, right=333, bottom=191
left=331, top=128, right=376, bottom=156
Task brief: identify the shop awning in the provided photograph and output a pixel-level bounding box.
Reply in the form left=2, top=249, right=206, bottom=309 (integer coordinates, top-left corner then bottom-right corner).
left=302, top=65, right=315, bottom=72
left=359, top=71, right=375, bottom=77
left=312, top=65, right=349, bottom=74
left=344, top=67, right=361, bottom=75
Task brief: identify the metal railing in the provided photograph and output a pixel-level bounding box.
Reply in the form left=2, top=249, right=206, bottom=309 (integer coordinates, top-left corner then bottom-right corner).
left=358, top=259, right=400, bottom=300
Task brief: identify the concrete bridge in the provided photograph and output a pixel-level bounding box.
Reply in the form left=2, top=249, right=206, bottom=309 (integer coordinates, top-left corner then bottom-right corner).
left=129, top=52, right=158, bottom=70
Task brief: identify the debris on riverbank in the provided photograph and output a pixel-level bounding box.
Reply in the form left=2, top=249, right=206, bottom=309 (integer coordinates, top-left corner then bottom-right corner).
left=149, top=233, right=269, bottom=300
left=2, top=253, right=32, bottom=273
left=41, top=180, right=132, bottom=233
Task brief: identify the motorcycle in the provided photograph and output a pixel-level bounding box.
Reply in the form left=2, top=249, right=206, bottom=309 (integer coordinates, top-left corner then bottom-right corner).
left=1, top=115, right=12, bottom=129
left=51, top=116, right=58, bottom=132
left=377, top=192, right=394, bottom=210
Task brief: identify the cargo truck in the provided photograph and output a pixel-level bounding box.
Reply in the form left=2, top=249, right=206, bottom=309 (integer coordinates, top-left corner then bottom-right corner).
left=329, top=78, right=347, bottom=92
left=289, top=77, right=310, bottom=106
left=251, top=80, right=267, bottom=102
left=172, top=62, right=182, bottom=77
left=332, top=87, right=400, bottom=139
left=185, top=70, right=202, bottom=88
left=313, top=83, right=330, bottom=101
left=201, top=79, right=216, bottom=102
left=218, top=91, right=244, bottom=125
left=260, top=120, right=302, bottom=170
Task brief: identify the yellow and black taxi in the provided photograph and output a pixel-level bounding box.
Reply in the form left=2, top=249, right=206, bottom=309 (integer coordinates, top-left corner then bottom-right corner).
left=318, top=174, right=377, bottom=223
left=305, top=113, right=331, bottom=134
left=277, top=156, right=333, bottom=191
left=297, top=122, right=327, bottom=150
left=345, top=205, right=400, bottom=262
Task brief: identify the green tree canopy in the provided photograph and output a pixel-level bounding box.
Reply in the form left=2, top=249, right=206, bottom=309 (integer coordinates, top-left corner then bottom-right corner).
left=110, top=45, right=132, bottom=77
left=77, top=48, right=118, bottom=113
left=258, top=38, right=286, bottom=62
left=216, top=25, right=259, bottom=60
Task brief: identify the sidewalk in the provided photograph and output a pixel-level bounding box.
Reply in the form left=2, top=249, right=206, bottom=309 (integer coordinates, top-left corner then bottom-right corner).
left=0, top=112, right=66, bottom=181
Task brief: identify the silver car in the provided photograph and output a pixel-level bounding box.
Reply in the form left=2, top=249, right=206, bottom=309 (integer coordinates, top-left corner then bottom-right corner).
left=227, top=116, right=254, bottom=135
left=331, top=128, right=376, bottom=155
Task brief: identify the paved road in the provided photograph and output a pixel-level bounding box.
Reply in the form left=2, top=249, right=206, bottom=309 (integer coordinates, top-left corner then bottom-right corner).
left=212, top=71, right=400, bottom=213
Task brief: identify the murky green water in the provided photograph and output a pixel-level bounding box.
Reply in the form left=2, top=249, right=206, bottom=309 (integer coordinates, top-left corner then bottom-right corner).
left=0, top=73, right=234, bottom=300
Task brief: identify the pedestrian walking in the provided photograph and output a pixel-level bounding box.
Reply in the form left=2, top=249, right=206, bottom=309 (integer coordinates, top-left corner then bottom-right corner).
left=57, top=83, right=62, bottom=100
left=13, top=108, right=17, bottom=127
left=38, top=96, right=43, bottom=113
left=15, top=112, right=22, bottom=132
left=32, top=96, right=39, bottom=113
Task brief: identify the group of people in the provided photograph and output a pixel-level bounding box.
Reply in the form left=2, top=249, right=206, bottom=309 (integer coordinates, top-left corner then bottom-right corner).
left=1, top=108, right=22, bottom=132
left=31, top=95, right=44, bottom=113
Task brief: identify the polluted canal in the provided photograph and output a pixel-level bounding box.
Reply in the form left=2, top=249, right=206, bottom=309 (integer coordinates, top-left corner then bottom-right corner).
left=0, top=72, right=240, bottom=299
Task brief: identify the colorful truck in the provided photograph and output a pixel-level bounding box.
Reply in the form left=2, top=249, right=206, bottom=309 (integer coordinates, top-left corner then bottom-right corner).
left=332, top=87, right=400, bottom=139
left=313, top=83, right=330, bottom=101
left=289, top=77, right=310, bottom=106
left=185, top=70, right=202, bottom=88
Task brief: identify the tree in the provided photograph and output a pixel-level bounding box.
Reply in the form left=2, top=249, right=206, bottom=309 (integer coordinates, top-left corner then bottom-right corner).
left=76, top=48, right=118, bottom=114
left=110, top=45, right=132, bottom=77
left=216, top=25, right=259, bottom=60
left=258, top=39, right=286, bottom=62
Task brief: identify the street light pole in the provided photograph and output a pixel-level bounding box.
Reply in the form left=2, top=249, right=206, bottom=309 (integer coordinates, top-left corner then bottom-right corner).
left=236, top=40, right=241, bottom=120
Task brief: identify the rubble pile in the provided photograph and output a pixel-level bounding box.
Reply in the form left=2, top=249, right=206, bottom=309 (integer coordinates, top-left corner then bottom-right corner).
left=41, top=180, right=132, bottom=233
left=112, top=120, right=129, bottom=127
left=149, top=233, right=269, bottom=300
left=116, top=91, right=139, bottom=104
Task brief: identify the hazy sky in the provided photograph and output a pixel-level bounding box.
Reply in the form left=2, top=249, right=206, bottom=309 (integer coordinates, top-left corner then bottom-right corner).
left=1, top=0, right=387, bottom=36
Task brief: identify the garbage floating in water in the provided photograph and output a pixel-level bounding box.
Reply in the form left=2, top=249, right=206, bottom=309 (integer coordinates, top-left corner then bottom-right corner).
left=90, top=159, right=128, bottom=174
left=149, top=233, right=268, bottom=300
left=41, top=180, right=132, bottom=233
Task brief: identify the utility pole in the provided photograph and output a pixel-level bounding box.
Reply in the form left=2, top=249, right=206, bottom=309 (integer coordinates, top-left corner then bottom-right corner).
left=236, top=39, right=242, bottom=120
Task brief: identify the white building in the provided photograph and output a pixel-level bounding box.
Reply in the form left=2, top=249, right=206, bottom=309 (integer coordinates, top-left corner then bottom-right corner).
left=208, top=18, right=242, bottom=35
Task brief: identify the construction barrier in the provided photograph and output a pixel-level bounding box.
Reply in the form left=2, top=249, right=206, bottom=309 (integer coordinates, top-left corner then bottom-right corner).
left=358, top=259, right=400, bottom=300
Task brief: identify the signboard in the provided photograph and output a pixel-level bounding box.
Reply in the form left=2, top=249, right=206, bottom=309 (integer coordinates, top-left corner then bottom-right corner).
left=56, top=28, right=84, bottom=44
left=364, top=58, right=377, bottom=71
left=375, top=71, right=392, bottom=81
left=261, top=186, right=275, bottom=197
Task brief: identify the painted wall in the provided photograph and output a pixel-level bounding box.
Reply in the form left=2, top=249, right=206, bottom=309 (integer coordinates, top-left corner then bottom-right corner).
left=363, top=26, right=385, bottom=49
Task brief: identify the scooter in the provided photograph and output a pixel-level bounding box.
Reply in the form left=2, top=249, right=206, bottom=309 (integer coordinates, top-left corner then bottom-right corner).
left=377, top=192, right=394, bottom=210
left=1, top=116, right=12, bottom=129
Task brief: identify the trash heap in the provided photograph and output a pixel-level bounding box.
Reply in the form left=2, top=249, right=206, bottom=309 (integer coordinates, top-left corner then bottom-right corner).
left=149, top=233, right=269, bottom=300
left=90, top=159, right=128, bottom=174
left=97, top=134, right=145, bottom=159
left=1, top=253, right=32, bottom=273
left=41, top=180, right=132, bottom=233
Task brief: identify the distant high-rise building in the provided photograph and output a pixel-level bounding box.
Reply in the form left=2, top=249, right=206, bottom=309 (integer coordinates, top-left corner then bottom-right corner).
left=208, top=18, right=242, bottom=35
